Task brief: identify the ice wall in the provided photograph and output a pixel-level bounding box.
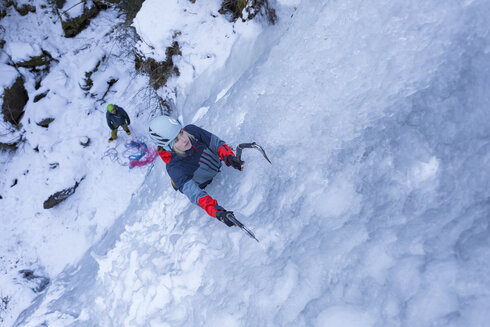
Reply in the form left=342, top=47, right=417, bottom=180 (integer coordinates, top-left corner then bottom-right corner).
left=16, top=0, right=490, bottom=326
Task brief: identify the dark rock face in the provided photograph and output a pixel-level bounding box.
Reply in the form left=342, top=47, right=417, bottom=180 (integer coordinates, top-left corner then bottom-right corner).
left=61, top=2, right=105, bottom=38
left=33, top=90, right=49, bottom=103
left=36, top=118, right=55, bottom=128
left=112, top=0, right=145, bottom=24
left=2, top=76, right=29, bottom=127
left=18, top=269, right=50, bottom=293
left=43, top=177, right=85, bottom=209
left=0, top=140, right=20, bottom=152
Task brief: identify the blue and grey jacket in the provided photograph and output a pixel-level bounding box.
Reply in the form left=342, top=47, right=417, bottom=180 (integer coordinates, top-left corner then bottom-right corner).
left=106, top=105, right=130, bottom=130
left=157, top=124, right=236, bottom=217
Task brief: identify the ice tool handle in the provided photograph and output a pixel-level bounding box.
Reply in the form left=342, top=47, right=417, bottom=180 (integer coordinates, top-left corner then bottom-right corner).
left=235, top=142, right=272, bottom=164
left=226, top=212, right=260, bottom=242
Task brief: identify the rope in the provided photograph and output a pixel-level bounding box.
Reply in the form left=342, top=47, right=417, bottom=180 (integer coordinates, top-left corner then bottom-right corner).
left=126, top=138, right=158, bottom=169
left=101, top=139, right=129, bottom=166
left=102, top=135, right=157, bottom=169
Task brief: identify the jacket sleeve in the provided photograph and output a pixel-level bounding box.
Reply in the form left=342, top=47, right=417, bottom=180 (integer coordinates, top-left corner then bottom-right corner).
left=106, top=113, right=115, bottom=129
left=181, top=180, right=224, bottom=217
left=120, top=107, right=131, bottom=125
left=167, top=163, right=223, bottom=217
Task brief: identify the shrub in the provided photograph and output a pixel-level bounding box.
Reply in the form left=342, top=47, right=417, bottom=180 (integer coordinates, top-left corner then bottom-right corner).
left=134, top=41, right=182, bottom=90
left=219, top=0, right=276, bottom=24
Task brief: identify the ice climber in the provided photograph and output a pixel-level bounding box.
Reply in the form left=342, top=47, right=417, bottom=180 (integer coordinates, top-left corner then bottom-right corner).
left=148, top=115, right=244, bottom=227
left=106, top=104, right=131, bottom=142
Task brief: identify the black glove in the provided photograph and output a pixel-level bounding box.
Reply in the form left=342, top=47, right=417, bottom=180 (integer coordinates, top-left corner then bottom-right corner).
left=216, top=210, right=236, bottom=227
left=226, top=155, right=244, bottom=171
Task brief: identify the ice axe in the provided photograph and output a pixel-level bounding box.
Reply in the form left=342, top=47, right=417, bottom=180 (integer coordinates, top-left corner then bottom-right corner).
left=235, top=142, right=272, bottom=164
left=225, top=212, right=260, bottom=242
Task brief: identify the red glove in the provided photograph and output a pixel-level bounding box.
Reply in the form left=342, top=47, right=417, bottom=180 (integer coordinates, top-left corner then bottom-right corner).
left=218, top=144, right=244, bottom=170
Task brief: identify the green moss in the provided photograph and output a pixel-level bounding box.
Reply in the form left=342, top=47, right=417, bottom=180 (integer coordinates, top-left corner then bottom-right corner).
left=238, top=0, right=248, bottom=11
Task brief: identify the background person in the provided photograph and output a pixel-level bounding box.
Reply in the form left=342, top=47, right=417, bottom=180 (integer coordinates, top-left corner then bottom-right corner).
left=106, top=104, right=131, bottom=142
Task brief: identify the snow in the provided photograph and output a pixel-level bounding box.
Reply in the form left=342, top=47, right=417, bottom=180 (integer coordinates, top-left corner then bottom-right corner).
left=133, top=0, right=239, bottom=73
left=277, top=0, right=301, bottom=6
left=4, top=42, right=41, bottom=62
left=61, top=0, right=85, bottom=19
left=0, top=63, right=18, bottom=91
left=1, top=0, right=490, bottom=326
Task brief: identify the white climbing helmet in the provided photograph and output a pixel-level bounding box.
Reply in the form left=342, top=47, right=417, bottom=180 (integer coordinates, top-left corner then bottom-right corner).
left=148, top=115, right=182, bottom=151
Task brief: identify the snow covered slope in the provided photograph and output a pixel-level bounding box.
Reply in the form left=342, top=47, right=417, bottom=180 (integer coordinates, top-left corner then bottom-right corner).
left=3, top=0, right=490, bottom=326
